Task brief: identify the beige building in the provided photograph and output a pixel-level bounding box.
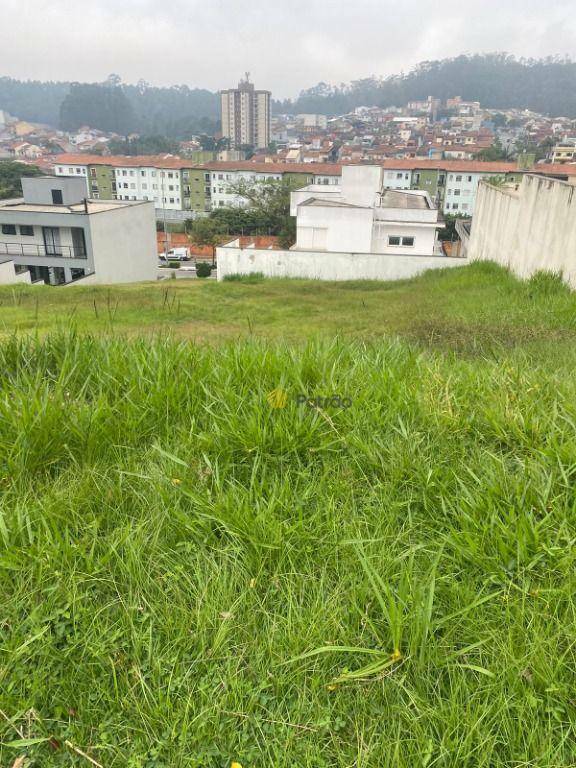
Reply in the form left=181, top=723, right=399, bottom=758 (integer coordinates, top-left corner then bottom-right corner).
left=220, top=74, right=271, bottom=150
left=551, top=140, right=576, bottom=164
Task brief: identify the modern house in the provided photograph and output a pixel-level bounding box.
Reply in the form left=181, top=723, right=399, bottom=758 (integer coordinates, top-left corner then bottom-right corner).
left=0, top=176, right=157, bottom=286
left=290, top=165, right=442, bottom=256
left=217, top=165, right=464, bottom=282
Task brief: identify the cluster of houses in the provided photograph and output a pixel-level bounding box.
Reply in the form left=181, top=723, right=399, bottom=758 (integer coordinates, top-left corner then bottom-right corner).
left=268, top=97, right=576, bottom=166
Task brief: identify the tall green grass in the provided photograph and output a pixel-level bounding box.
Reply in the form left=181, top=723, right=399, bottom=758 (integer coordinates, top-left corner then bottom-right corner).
left=1, top=332, right=575, bottom=766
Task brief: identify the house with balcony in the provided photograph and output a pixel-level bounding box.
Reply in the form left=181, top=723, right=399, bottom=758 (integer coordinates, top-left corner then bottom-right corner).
left=0, top=176, right=157, bottom=285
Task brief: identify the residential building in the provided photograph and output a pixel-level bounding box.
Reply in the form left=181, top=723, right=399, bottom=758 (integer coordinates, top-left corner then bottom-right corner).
left=290, top=165, right=442, bottom=255
left=220, top=74, right=271, bottom=150
left=551, top=140, right=576, bottom=164
left=0, top=176, right=157, bottom=285
left=50, top=154, right=576, bottom=220
left=217, top=165, right=464, bottom=282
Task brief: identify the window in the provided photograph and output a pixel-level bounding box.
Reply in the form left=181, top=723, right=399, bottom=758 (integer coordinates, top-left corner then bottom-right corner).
left=402, top=236, right=414, bottom=247
left=90, top=169, right=97, bottom=178
left=76, top=168, right=81, bottom=174
left=122, top=170, right=127, bottom=176
left=452, top=203, right=459, bottom=210
left=19, top=225, right=34, bottom=236
left=141, top=171, right=146, bottom=177
left=142, top=183, right=147, bottom=190
left=130, top=183, right=136, bottom=190
left=1, top=224, right=17, bottom=235
left=388, top=235, right=401, bottom=246
left=462, top=203, right=469, bottom=211
left=455, top=175, right=462, bottom=182
left=454, top=189, right=461, bottom=196
left=51, top=189, right=63, bottom=204
left=130, top=170, right=135, bottom=177
left=466, top=176, right=472, bottom=182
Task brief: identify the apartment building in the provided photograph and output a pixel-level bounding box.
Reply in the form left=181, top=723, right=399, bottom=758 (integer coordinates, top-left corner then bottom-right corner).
left=0, top=176, right=156, bottom=285
left=208, top=162, right=340, bottom=207
left=50, top=155, right=576, bottom=220
left=551, top=140, right=576, bottom=164
left=54, top=156, right=213, bottom=219
left=220, top=75, right=271, bottom=150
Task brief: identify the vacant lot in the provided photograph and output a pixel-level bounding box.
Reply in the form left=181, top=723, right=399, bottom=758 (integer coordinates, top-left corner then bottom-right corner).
left=1, top=265, right=576, bottom=767
left=1, top=262, right=576, bottom=358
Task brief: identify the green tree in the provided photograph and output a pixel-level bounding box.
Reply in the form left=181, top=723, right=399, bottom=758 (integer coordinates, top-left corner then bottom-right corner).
left=108, top=135, right=180, bottom=155
left=475, top=142, right=512, bottom=162
left=228, top=178, right=297, bottom=235
left=60, top=83, right=136, bottom=133
left=0, top=161, right=43, bottom=200
left=185, top=217, right=227, bottom=265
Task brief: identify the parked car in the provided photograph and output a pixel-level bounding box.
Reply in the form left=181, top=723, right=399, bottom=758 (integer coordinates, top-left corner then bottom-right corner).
left=159, top=247, right=190, bottom=262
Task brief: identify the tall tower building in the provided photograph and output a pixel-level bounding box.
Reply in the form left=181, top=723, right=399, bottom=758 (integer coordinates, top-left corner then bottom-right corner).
left=220, top=74, right=271, bottom=150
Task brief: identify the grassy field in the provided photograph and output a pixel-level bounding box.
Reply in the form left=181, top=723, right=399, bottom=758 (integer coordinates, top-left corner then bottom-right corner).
left=1, top=264, right=576, bottom=767
left=1, top=262, right=576, bottom=357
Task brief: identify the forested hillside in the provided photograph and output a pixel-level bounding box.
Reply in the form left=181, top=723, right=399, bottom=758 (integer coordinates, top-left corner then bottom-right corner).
left=281, top=55, right=576, bottom=117
left=0, top=75, right=219, bottom=137
left=1, top=54, right=575, bottom=137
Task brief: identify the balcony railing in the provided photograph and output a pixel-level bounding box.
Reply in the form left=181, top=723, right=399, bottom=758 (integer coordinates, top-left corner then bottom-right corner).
left=0, top=242, right=87, bottom=259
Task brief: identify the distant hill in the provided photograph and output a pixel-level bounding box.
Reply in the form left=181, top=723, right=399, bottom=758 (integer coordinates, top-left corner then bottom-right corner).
left=0, top=75, right=220, bottom=138
left=278, top=54, right=576, bottom=118
left=1, top=54, right=575, bottom=139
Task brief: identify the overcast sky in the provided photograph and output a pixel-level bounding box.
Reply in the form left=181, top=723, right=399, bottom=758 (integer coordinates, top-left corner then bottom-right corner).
left=3, top=0, right=576, bottom=98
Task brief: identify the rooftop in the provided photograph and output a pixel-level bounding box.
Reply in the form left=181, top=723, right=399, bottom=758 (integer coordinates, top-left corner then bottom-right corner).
left=0, top=198, right=149, bottom=215
left=379, top=190, right=430, bottom=209
left=50, top=154, right=576, bottom=178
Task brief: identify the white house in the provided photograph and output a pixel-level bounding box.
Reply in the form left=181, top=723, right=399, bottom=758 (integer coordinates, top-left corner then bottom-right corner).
left=291, top=165, right=442, bottom=256
left=217, top=165, right=466, bottom=281
left=0, top=176, right=157, bottom=286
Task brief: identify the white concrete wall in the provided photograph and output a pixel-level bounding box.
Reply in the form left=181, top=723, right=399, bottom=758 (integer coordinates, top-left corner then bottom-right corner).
left=341, top=165, right=383, bottom=206
left=468, top=175, right=576, bottom=286
left=296, top=204, right=374, bottom=252
left=87, top=201, right=158, bottom=284
left=217, top=245, right=466, bottom=282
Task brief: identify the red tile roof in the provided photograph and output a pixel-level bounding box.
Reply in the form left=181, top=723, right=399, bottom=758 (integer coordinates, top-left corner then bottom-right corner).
left=50, top=154, right=576, bottom=177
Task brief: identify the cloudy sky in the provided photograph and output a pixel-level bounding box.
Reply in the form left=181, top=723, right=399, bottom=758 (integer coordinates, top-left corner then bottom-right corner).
left=3, top=0, right=576, bottom=98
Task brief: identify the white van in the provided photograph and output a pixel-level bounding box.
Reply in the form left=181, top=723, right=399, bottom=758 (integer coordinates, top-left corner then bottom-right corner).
left=159, top=247, right=190, bottom=262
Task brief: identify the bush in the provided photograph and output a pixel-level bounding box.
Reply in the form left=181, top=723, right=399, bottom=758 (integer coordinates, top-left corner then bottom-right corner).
left=168, top=261, right=181, bottom=269
left=195, top=262, right=212, bottom=278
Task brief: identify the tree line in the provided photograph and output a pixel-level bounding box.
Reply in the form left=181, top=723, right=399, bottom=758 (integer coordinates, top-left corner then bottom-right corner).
left=1, top=55, right=575, bottom=140
left=279, top=54, right=576, bottom=118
